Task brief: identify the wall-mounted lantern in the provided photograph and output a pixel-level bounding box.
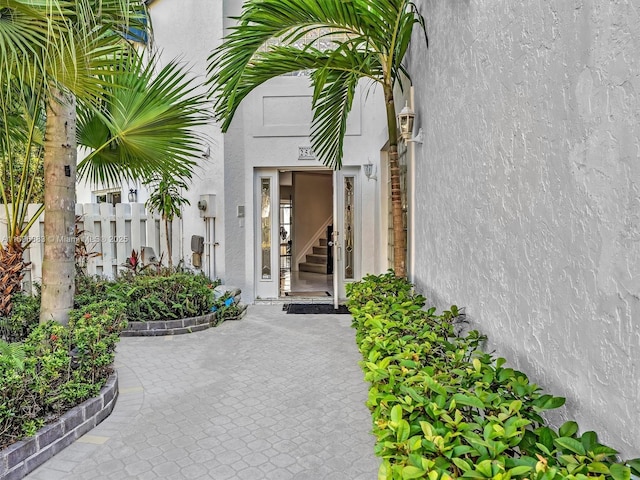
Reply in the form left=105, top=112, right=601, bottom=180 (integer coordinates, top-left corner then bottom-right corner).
left=397, top=101, right=415, bottom=141
left=363, top=161, right=377, bottom=181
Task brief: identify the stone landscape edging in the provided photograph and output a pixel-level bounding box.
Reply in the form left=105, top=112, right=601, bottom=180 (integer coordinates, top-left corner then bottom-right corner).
left=0, top=372, right=118, bottom=480
left=120, top=312, right=218, bottom=337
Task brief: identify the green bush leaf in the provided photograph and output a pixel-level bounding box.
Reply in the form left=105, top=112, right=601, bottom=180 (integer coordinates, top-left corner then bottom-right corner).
left=391, top=404, right=403, bottom=423
left=554, top=437, right=586, bottom=456
left=378, top=460, right=392, bottom=480
left=452, top=445, right=475, bottom=456
left=592, top=445, right=619, bottom=456
left=396, top=419, right=410, bottom=442
left=424, top=375, right=446, bottom=396
left=452, top=393, right=484, bottom=409
left=538, top=395, right=566, bottom=410
left=587, top=462, right=610, bottom=474
left=580, top=431, right=597, bottom=451
left=509, top=466, right=533, bottom=476
left=626, top=459, right=640, bottom=476
left=401, top=466, right=426, bottom=479
left=609, top=463, right=631, bottom=480
left=453, top=458, right=472, bottom=472
left=536, top=427, right=556, bottom=450
left=559, top=421, right=579, bottom=437
left=476, top=459, right=493, bottom=477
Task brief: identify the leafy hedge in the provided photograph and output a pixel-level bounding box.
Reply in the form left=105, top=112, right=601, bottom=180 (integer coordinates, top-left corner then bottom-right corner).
left=347, top=272, right=639, bottom=480
left=75, top=272, right=218, bottom=322
left=0, top=301, right=126, bottom=448
left=0, top=291, right=41, bottom=342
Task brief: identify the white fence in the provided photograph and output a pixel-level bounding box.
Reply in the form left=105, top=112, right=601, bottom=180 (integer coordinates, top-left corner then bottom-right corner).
left=0, top=203, right=179, bottom=290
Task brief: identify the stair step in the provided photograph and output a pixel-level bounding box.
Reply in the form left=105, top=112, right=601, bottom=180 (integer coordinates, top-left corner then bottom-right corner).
left=319, top=238, right=328, bottom=246
left=306, top=254, right=326, bottom=264
left=313, top=246, right=328, bottom=255
left=299, top=262, right=327, bottom=274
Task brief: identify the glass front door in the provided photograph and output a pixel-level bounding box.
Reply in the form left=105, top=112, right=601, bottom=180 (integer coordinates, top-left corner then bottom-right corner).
left=254, top=168, right=360, bottom=301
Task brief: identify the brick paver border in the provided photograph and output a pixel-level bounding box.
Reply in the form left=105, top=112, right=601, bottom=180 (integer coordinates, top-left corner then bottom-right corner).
left=120, top=312, right=218, bottom=337
left=0, top=373, right=118, bottom=480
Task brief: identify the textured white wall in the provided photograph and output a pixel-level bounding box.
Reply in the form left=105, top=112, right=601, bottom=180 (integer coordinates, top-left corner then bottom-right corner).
left=410, top=0, right=640, bottom=457
left=147, top=0, right=225, bottom=276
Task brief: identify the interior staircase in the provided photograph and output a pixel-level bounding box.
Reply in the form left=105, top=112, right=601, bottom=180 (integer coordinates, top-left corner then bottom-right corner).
left=299, top=237, right=329, bottom=274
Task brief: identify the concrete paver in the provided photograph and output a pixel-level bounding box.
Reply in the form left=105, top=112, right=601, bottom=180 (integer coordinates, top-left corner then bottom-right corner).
left=25, top=305, right=379, bottom=479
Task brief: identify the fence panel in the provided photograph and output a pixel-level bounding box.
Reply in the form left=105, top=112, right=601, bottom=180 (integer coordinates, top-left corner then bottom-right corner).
left=0, top=203, right=171, bottom=289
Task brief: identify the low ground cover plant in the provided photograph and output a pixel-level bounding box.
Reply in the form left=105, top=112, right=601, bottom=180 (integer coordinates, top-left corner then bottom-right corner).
left=0, top=301, right=126, bottom=448
left=347, top=272, right=639, bottom=480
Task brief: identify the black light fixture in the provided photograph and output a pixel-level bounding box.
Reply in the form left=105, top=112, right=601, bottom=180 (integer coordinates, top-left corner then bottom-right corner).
left=128, top=188, right=138, bottom=202
left=397, top=101, right=415, bottom=141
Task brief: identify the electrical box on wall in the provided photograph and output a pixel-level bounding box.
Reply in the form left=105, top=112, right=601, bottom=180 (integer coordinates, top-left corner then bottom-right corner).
left=191, top=235, right=204, bottom=254
left=197, top=194, right=217, bottom=218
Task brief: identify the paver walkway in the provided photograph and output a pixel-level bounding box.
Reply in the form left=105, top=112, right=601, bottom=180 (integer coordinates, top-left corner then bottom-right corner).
left=25, top=305, right=379, bottom=480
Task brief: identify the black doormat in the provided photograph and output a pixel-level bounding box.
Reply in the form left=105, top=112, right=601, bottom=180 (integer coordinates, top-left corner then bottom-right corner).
left=284, top=291, right=331, bottom=297
left=285, top=304, right=351, bottom=315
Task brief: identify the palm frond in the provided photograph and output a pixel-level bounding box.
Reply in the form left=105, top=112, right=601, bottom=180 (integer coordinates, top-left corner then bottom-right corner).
left=309, top=48, right=376, bottom=170
left=1, top=0, right=150, bottom=106
left=77, top=52, right=211, bottom=186
left=0, top=338, right=26, bottom=370
left=0, top=77, right=45, bottom=238
left=207, top=0, right=373, bottom=128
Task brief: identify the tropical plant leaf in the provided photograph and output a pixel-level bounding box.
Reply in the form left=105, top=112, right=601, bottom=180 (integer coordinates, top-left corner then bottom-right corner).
left=77, top=52, right=210, bottom=186
left=554, top=437, right=586, bottom=456
left=559, top=421, right=579, bottom=438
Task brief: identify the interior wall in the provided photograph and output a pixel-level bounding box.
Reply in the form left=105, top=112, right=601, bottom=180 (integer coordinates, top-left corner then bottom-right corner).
left=410, top=0, right=640, bottom=457
left=292, top=172, right=333, bottom=269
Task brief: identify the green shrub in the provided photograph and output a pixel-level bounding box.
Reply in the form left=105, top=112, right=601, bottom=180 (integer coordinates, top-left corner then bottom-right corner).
left=347, top=274, right=639, bottom=480
left=116, top=273, right=215, bottom=321
left=0, top=301, right=125, bottom=449
left=0, top=290, right=41, bottom=342
left=74, top=274, right=111, bottom=309
left=75, top=272, right=218, bottom=322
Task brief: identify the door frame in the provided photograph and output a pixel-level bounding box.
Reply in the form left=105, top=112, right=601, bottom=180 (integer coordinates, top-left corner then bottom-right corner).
left=332, top=167, right=362, bottom=305
left=254, top=169, right=280, bottom=300
left=253, top=166, right=362, bottom=301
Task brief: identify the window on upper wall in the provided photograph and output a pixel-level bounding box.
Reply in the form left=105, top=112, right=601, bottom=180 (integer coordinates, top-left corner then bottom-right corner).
left=94, top=189, right=122, bottom=207
left=260, top=28, right=351, bottom=76
left=123, top=9, right=149, bottom=44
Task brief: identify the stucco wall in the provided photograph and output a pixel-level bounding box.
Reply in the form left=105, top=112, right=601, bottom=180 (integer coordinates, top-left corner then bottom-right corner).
left=132, top=0, right=225, bottom=275
left=410, top=0, right=640, bottom=457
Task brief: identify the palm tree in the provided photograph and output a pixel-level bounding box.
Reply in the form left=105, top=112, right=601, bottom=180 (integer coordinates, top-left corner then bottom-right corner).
left=144, top=174, right=191, bottom=269
left=0, top=0, right=149, bottom=324
left=207, top=0, right=426, bottom=278
left=0, top=80, right=45, bottom=317
left=1, top=1, right=209, bottom=323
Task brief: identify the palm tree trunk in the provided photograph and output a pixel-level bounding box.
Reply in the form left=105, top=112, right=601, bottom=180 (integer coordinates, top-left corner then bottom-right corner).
left=165, top=217, right=173, bottom=268
left=384, top=84, right=406, bottom=278
left=40, top=90, right=77, bottom=325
